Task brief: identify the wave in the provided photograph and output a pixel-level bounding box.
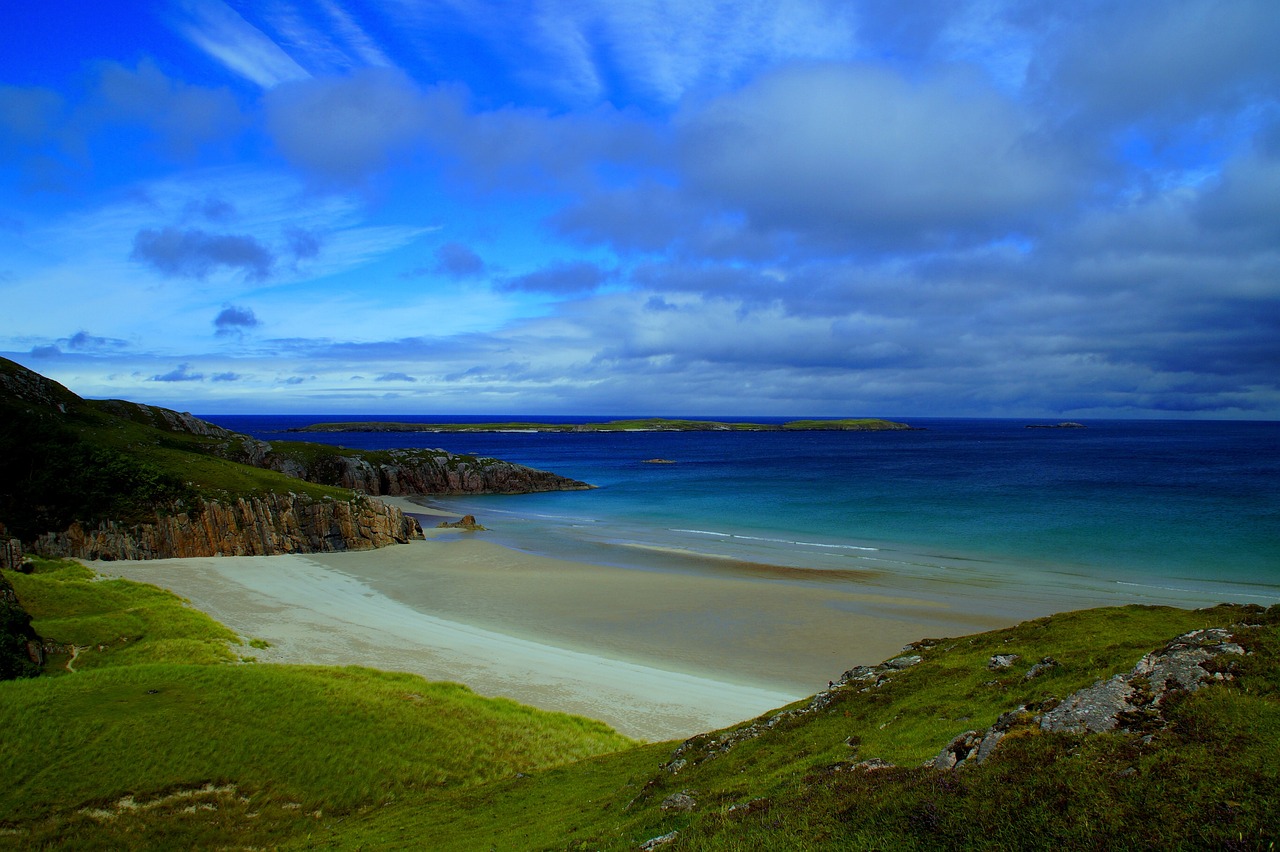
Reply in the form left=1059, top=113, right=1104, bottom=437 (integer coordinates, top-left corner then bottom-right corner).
left=671, top=528, right=879, bottom=552
left=1114, top=580, right=1278, bottom=602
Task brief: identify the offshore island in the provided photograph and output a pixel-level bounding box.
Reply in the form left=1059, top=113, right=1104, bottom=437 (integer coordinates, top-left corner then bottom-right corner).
left=288, top=417, right=917, bottom=433
left=1, top=356, right=1277, bottom=849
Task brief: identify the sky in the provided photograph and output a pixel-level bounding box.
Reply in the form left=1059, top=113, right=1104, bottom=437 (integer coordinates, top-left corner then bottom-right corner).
left=1, top=1, right=1277, bottom=417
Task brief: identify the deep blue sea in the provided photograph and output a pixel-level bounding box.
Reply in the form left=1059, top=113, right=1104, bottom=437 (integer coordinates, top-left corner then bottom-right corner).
left=204, top=415, right=1280, bottom=605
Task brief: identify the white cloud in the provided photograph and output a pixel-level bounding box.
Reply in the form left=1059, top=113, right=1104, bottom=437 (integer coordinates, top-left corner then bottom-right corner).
left=172, top=0, right=310, bottom=88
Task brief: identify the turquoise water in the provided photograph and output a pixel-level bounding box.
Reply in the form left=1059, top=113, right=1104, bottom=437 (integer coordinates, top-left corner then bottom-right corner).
left=208, top=416, right=1280, bottom=604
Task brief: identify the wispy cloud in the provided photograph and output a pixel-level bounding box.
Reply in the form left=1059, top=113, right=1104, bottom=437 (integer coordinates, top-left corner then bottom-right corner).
left=171, top=0, right=310, bottom=88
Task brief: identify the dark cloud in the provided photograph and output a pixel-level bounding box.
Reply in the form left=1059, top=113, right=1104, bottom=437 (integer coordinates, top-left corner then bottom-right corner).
left=0, top=85, right=64, bottom=145
left=96, top=59, right=242, bottom=156
left=284, top=226, right=322, bottom=261
left=264, top=68, right=435, bottom=183
left=431, top=242, right=485, bottom=277
left=149, top=363, right=204, bottom=382
left=183, top=195, right=235, bottom=222
left=1036, top=0, right=1280, bottom=133
left=375, top=372, right=417, bottom=382
left=210, top=372, right=242, bottom=382
left=214, top=305, right=261, bottom=336
left=499, top=260, right=610, bottom=294
left=65, top=331, right=128, bottom=351
left=130, top=227, right=274, bottom=280
left=30, top=344, right=61, bottom=358
left=676, top=64, right=1074, bottom=250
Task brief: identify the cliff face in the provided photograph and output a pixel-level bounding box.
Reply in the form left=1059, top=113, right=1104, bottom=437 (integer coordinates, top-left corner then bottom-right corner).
left=257, top=449, right=594, bottom=496
left=33, top=493, right=423, bottom=561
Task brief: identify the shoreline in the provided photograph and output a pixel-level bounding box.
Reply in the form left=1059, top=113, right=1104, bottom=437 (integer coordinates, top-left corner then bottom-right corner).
left=95, top=495, right=1272, bottom=742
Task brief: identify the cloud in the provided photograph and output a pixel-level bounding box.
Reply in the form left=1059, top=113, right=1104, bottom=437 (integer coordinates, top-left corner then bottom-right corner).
left=264, top=68, right=436, bottom=182
left=65, top=331, right=128, bottom=351
left=677, top=63, right=1073, bottom=250
left=183, top=195, right=236, bottom=222
left=283, top=226, right=322, bottom=261
left=149, top=363, right=204, bottom=382
left=214, top=304, right=261, bottom=336
left=210, top=371, right=243, bottom=381
left=498, top=260, right=610, bottom=294
left=130, top=227, right=274, bottom=279
left=375, top=372, right=417, bottom=382
left=170, top=0, right=310, bottom=88
left=428, top=242, right=486, bottom=278
left=1037, top=0, right=1280, bottom=132
left=95, top=59, right=243, bottom=156
left=0, top=85, right=64, bottom=146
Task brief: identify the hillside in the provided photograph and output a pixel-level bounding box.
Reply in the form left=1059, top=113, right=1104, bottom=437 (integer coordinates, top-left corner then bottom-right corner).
left=1, top=557, right=1275, bottom=849
left=0, top=358, right=590, bottom=558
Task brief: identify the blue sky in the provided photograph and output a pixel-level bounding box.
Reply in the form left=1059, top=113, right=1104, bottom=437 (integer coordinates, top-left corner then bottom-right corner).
left=2, top=1, right=1277, bottom=417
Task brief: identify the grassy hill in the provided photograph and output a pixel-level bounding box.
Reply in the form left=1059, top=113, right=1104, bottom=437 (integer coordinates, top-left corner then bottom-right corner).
left=1, top=556, right=1275, bottom=849
left=0, top=358, right=583, bottom=547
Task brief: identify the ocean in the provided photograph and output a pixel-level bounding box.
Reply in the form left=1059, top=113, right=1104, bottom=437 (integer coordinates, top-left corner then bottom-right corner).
left=203, top=415, right=1280, bottom=607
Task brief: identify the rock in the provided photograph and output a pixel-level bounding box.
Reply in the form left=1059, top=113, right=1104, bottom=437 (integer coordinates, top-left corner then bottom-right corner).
left=660, top=791, right=697, bottom=811
left=853, top=758, right=896, bottom=771
left=884, top=654, right=923, bottom=670
left=32, top=494, right=423, bottom=561
left=436, top=515, right=486, bottom=530
left=640, top=831, right=679, bottom=850
left=1023, top=656, right=1060, bottom=680
left=1040, top=627, right=1243, bottom=735
left=988, top=653, right=1020, bottom=670
left=0, top=535, right=23, bottom=572
left=0, top=570, right=42, bottom=679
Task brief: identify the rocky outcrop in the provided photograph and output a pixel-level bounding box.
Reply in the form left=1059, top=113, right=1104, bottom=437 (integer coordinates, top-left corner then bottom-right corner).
left=255, top=448, right=594, bottom=496
left=1, top=569, right=42, bottom=679
left=32, top=494, right=423, bottom=561
left=0, top=534, right=23, bottom=572
left=934, top=627, right=1247, bottom=770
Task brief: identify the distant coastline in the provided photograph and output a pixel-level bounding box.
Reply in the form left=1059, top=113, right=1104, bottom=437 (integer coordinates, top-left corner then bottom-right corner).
left=288, top=417, right=917, bottom=434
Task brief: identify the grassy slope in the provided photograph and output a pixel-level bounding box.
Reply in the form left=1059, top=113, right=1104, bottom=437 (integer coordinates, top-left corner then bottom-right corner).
left=0, top=560, right=634, bottom=848
left=7, top=562, right=1272, bottom=849
left=320, top=603, right=1280, bottom=850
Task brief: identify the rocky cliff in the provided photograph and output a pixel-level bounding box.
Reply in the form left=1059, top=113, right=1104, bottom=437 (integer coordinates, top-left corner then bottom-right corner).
left=256, top=447, right=593, bottom=495
left=33, top=493, right=423, bottom=561
left=1, top=564, right=42, bottom=680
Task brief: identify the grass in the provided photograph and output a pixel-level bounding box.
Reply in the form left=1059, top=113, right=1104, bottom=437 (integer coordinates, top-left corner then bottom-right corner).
left=2, top=555, right=1276, bottom=849
left=0, top=559, right=635, bottom=847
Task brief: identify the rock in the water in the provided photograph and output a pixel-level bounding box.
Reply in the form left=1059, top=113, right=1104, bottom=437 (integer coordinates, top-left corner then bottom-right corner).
left=436, top=514, right=486, bottom=530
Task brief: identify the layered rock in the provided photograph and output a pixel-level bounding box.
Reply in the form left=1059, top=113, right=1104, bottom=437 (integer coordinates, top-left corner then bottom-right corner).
left=251, top=447, right=593, bottom=495
left=33, top=493, right=423, bottom=561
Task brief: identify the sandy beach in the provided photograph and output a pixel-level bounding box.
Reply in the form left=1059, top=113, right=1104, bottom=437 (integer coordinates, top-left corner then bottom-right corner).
left=96, top=498, right=1171, bottom=742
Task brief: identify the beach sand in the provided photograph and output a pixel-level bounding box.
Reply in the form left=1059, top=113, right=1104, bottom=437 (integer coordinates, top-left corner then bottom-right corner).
left=96, top=499, right=1136, bottom=742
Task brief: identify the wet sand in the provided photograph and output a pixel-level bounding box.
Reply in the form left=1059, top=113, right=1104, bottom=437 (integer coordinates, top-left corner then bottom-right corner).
left=96, top=499, right=1157, bottom=742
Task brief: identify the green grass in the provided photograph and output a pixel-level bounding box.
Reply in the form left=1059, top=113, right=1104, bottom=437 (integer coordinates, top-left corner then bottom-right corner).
left=0, top=560, right=635, bottom=848
left=1, top=556, right=1275, bottom=850
left=6, top=556, right=240, bottom=671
